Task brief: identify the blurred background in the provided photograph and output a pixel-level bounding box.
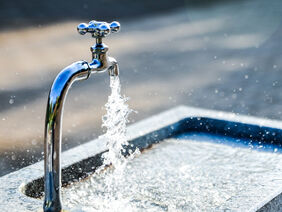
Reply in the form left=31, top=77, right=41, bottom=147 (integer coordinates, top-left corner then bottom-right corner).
left=0, top=0, right=282, bottom=176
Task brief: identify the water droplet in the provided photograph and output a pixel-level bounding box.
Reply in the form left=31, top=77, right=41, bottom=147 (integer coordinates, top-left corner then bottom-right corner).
left=244, top=75, right=249, bottom=79
left=9, top=98, right=14, bottom=104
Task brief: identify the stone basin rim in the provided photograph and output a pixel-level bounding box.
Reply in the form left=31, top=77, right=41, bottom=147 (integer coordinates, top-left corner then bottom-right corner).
left=1, top=105, right=282, bottom=212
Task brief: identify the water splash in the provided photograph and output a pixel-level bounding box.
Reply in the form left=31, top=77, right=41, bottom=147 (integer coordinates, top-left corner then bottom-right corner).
left=64, top=75, right=140, bottom=211
left=100, top=75, right=134, bottom=168
left=91, top=75, right=138, bottom=211
left=64, top=134, right=282, bottom=211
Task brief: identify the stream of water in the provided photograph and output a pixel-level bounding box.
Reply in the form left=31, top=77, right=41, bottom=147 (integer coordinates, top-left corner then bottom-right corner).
left=63, top=75, right=139, bottom=211
left=100, top=75, right=134, bottom=168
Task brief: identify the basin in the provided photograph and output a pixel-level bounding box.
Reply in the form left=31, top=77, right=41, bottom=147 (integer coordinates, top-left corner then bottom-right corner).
left=1, top=106, right=282, bottom=211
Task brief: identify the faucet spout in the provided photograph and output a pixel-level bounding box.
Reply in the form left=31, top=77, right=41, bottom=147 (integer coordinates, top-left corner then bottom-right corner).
left=108, top=57, right=119, bottom=76
left=43, top=60, right=119, bottom=212
left=43, top=61, right=92, bottom=212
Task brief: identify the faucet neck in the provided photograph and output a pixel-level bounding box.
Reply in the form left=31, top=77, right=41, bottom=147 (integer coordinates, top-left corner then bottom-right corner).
left=91, top=42, right=109, bottom=60
left=96, top=37, right=103, bottom=45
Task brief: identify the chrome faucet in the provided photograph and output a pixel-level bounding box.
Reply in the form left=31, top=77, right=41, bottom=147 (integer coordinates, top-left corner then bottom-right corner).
left=43, top=20, right=120, bottom=212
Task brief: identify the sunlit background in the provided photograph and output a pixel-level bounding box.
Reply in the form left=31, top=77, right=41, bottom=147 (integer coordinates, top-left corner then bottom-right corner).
left=0, top=0, right=282, bottom=176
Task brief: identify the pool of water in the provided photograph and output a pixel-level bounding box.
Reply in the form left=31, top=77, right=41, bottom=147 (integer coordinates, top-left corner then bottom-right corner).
left=62, top=133, right=282, bottom=211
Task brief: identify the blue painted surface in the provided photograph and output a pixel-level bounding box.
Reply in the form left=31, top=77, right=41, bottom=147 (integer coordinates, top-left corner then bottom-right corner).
left=129, top=116, right=282, bottom=154
left=176, top=132, right=282, bottom=154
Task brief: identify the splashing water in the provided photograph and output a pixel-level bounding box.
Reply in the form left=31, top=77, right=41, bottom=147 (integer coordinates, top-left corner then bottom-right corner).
left=100, top=75, right=133, bottom=169
left=64, top=75, right=138, bottom=211
left=63, top=133, right=282, bottom=212
left=98, top=75, right=138, bottom=206
left=61, top=77, right=282, bottom=212
left=66, top=75, right=142, bottom=211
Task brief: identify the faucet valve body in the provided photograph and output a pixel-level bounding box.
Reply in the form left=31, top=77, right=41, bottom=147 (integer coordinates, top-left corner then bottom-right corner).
left=77, top=20, right=120, bottom=73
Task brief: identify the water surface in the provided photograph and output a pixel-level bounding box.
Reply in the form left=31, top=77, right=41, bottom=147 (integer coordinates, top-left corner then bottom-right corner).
left=63, top=133, right=282, bottom=211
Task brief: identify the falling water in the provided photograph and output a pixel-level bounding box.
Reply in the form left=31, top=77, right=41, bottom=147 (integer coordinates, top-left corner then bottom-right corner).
left=97, top=75, right=139, bottom=210
left=100, top=75, right=133, bottom=169
left=63, top=75, right=139, bottom=211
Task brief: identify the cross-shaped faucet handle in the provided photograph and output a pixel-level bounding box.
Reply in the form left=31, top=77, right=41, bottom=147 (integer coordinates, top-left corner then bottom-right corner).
left=77, top=20, right=120, bottom=38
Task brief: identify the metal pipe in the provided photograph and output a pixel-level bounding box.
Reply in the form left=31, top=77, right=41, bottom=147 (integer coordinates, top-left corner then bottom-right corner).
left=44, top=61, right=90, bottom=212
